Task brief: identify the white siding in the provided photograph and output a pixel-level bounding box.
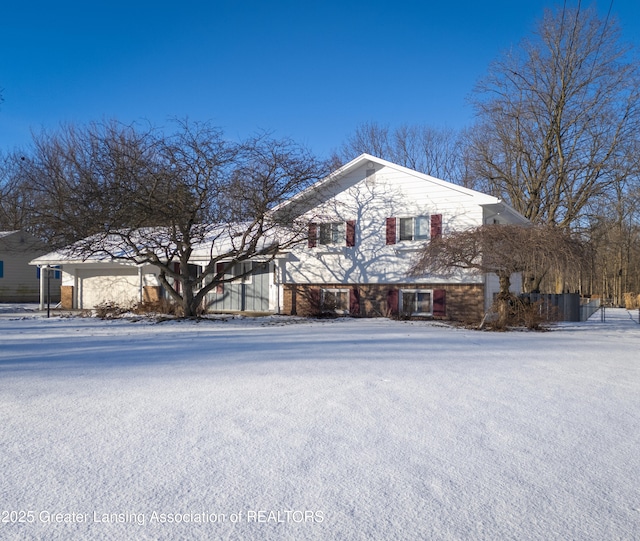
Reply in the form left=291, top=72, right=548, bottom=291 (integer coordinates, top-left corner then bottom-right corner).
left=77, top=267, right=140, bottom=309
left=484, top=273, right=524, bottom=311
left=284, top=161, right=488, bottom=285
left=65, top=263, right=160, bottom=309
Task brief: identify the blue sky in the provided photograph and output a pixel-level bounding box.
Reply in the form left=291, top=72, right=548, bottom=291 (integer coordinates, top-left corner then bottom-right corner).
left=2, top=1, right=639, bottom=158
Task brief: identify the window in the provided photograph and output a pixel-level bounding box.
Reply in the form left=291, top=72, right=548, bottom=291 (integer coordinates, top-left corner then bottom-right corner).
left=387, top=215, right=441, bottom=244
left=0, top=260, right=3, bottom=278
left=235, top=261, right=253, bottom=284
left=321, top=288, right=349, bottom=314
left=400, top=289, right=432, bottom=316
left=398, top=216, right=430, bottom=241
left=319, top=222, right=345, bottom=246
left=309, top=221, right=356, bottom=248
left=365, top=168, right=376, bottom=185
left=36, top=265, right=61, bottom=279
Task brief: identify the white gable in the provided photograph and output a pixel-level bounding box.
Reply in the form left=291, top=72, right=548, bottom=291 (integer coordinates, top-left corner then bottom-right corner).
left=281, top=154, right=526, bottom=286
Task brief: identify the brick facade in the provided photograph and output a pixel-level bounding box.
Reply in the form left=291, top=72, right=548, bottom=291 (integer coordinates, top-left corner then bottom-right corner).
left=61, top=285, right=74, bottom=310
left=143, top=286, right=162, bottom=303
left=283, top=283, right=485, bottom=323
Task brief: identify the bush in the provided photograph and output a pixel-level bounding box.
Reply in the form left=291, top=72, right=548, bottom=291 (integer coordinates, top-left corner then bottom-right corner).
left=95, top=299, right=186, bottom=319
left=515, top=298, right=560, bottom=330
left=94, top=301, right=132, bottom=319
left=482, top=297, right=559, bottom=331
left=624, top=292, right=640, bottom=310
left=132, top=299, right=183, bottom=317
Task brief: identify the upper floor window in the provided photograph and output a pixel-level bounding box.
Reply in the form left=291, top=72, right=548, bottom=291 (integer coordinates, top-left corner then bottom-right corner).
left=398, top=216, right=430, bottom=241
left=387, top=214, right=442, bottom=245
left=320, top=222, right=345, bottom=246
left=309, top=221, right=356, bottom=248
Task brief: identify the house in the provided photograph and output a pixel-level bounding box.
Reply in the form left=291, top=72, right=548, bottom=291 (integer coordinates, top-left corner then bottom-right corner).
left=0, top=230, right=61, bottom=303
left=31, top=154, right=528, bottom=321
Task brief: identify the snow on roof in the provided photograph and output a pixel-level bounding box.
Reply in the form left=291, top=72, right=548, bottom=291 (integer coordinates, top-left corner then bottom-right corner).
left=30, top=222, right=290, bottom=266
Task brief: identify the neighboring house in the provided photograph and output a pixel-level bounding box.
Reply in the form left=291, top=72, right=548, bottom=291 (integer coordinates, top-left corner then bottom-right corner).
left=0, top=230, right=61, bottom=303
left=31, top=154, right=528, bottom=321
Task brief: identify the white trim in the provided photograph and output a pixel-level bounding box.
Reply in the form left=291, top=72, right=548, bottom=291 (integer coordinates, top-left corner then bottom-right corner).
left=321, top=288, right=350, bottom=314
left=399, top=288, right=433, bottom=316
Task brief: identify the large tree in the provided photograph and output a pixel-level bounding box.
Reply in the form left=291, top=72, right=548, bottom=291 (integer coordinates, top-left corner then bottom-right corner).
left=410, top=224, right=585, bottom=328
left=18, top=120, right=328, bottom=316
left=469, top=5, right=640, bottom=229
left=0, top=152, right=24, bottom=230
left=334, top=121, right=471, bottom=186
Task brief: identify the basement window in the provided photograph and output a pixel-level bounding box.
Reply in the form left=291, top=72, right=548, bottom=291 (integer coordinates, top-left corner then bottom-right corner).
left=321, top=288, right=349, bottom=314
left=400, top=289, right=432, bottom=316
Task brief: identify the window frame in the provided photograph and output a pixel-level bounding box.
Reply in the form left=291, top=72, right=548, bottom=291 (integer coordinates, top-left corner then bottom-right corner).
left=234, top=261, right=253, bottom=284
left=319, top=222, right=346, bottom=246
left=397, top=216, right=430, bottom=242
left=36, top=265, right=61, bottom=280
left=321, top=288, right=350, bottom=314
left=399, top=288, right=433, bottom=316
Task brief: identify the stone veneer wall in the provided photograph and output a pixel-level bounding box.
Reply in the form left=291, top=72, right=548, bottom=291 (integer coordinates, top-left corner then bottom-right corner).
left=283, top=283, right=485, bottom=323
left=143, top=286, right=162, bottom=303
left=61, top=286, right=74, bottom=310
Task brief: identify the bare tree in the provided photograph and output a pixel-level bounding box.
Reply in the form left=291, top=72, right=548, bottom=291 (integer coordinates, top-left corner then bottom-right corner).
left=583, top=181, right=640, bottom=305
left=18, top=120, right=328, bottom=317
left=469, top=5, right=640, bottom=229
left=0, top=151, right=36, bottom=231
left=410, top=224, right=586, bottom=328
left=334, top=121, right=471, bottom=186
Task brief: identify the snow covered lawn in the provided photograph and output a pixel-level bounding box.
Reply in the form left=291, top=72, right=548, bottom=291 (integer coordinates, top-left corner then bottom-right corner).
left=1, top=310, right=639, bottom=540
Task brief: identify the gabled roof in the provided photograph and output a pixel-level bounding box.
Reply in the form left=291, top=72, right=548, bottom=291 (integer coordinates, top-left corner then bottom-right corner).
left=273, top=153, right=527, bottom=224
left=0, top=229, right=51, bottom=251
left=277, top=153, right=492, bottom=210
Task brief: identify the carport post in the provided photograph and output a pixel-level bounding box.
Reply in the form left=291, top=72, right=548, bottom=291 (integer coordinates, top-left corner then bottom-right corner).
left=46, top=265, right=51, bottom=318
left=39, top=265, right=45, bottom=310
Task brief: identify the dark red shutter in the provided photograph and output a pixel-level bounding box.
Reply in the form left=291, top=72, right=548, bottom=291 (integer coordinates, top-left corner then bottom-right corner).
left=387, top=289, right=399, bottom=317
left=431, top=214, right=442, bottom=240
left=346, top=220, right=356, bottom=247
left=386, top=217, right=396, bottom=245
left=433, top=289, right=446, bottom=317
left=215, top=262, right=225, bottom=294
left=350, top=288, right=360, bottom=315
left=308, top=223, right=317, bottom=248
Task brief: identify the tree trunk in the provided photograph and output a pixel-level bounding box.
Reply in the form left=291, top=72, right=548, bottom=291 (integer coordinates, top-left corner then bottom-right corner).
left=182, top=281, right=195, bottom=317
left=496, top=273, right=513, bottom=329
